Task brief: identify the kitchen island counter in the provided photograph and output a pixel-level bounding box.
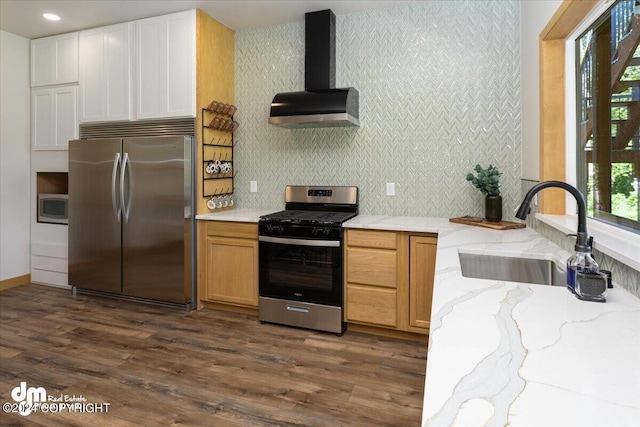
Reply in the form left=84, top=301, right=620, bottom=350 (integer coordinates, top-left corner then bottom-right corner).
left=344, top=215, right=640, bottom=426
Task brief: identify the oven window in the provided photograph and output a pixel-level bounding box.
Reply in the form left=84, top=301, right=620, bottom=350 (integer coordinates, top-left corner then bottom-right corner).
left=259, top=240, right=342, bottom=305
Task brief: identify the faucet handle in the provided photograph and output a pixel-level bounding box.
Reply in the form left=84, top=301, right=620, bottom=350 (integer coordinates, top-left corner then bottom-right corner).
left=588, top=235, right=595, bottom=251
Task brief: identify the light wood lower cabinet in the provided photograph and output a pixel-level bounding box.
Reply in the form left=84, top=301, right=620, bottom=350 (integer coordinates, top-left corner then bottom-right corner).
left=409, top=235, right=437, bottom=330
left=345, top=229, right=437, bottom=335
left=345, top=230, right=401, bottom=328
left=199, top=221, right=258, bottom=309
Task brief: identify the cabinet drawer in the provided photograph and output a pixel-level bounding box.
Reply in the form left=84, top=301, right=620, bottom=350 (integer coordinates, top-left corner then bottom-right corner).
left=346, top=229, right=397, bottom=249
left=31, top=269, right=68, bottom=287
left=346, top=247, right=397, bottom=288
left=205, top=221, right=257, bottom=239
left=31, top=255, right=68, bottom=273
left=346, top=285, right=397, bottom=327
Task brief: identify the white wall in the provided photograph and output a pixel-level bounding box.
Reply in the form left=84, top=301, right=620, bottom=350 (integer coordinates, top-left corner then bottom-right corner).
left=0, top=30, right=31, bottom=281
left=520, top=0, right=563, bottom=181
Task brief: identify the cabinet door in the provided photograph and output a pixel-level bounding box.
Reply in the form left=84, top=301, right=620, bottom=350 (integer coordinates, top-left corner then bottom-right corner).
left=55, top=33, right=79, bottom=85
left=205, top=236, right=258, bottom=307
left=135, top=10, right=195, bottom=119
left=164, top=11, right=195, bottom=117
left=32, top=87, right=78, bottom=151
left=409, top=236, right=437, bottom=330
left=52, top=86, right=78, bottom=149
left=31, top=33, right=78, bottom=87
left=79, top=24, right=132, bottom=123
left=32, top=89, right=53, bottom=150
left=135, top=16, right=164, bottom=119
left=79, top=28, right=104, bottom=122
left=31, top=38, right=56, bottom=87
left=103, top=23, right=132, bottom=121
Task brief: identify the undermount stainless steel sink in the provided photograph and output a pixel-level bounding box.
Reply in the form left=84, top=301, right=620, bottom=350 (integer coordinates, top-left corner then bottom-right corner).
left=458, top=252, right=566, bottom=286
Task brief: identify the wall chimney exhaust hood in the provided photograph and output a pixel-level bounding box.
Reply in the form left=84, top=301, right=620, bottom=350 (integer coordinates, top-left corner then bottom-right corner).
left=268, top=10, right=360, bottom=128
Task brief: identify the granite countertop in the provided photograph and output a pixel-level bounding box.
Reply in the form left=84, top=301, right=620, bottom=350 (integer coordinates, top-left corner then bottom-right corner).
left=344, top=215, right=640, bottom=427
left=195, top=208, right=276, bottom=223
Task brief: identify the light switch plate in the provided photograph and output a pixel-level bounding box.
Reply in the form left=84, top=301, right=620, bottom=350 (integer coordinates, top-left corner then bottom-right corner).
left=250, top=181, right=258, bottom=193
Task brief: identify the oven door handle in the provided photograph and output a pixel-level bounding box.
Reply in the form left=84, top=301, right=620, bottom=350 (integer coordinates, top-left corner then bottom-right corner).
left=258, top=235, right=340, bottom=247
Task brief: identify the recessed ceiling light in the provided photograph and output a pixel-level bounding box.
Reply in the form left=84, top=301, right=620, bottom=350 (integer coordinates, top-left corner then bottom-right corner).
left=43, top=13, right=61, bottom=21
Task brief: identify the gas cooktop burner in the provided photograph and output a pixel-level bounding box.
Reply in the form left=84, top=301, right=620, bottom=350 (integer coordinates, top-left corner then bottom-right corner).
left=259, top=185, right=359, bottom=226
left=260, top=210, right=356, bottom=225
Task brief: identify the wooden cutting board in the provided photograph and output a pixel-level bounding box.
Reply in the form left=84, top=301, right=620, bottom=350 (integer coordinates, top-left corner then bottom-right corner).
left=449, top=216, right=526, bottom=230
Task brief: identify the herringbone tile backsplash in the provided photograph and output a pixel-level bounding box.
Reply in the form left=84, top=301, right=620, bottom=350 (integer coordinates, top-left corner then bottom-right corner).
left=234, top=1, right=521, bottom=217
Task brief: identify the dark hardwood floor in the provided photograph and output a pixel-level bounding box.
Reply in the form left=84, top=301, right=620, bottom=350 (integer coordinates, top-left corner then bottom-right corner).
left=0, top=284, right=427, bottom=427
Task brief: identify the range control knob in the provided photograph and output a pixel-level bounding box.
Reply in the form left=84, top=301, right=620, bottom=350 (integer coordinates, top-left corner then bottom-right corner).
left=312, top=227, right=319, bottom=236
left=323, top=227, right=331, bottom=236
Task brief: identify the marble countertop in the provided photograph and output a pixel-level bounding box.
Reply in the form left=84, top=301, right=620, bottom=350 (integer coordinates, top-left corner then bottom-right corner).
left=344, top=215, right=640, bottom=427
left=195, top=208, right=276, bottom=223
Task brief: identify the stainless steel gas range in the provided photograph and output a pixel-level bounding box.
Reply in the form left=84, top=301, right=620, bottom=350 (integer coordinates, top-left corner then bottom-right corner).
left=258, top=185, right=358, bottom=334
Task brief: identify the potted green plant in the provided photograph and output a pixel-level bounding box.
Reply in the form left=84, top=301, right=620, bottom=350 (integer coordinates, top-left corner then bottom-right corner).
left=465, top=164, right=502, bottom=222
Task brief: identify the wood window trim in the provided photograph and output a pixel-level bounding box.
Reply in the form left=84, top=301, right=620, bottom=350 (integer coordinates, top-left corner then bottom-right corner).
left=539, top=0, right=600, bottom=214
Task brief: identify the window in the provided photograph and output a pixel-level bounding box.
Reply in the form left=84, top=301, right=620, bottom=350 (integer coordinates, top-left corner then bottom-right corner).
left=576, top=0, right=640, bottom=233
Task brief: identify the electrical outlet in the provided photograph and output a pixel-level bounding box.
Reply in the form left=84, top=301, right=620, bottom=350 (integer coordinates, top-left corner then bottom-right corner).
left=386, top=182, right=395, bottom=196
left=250, top=181, right=257, bottom=193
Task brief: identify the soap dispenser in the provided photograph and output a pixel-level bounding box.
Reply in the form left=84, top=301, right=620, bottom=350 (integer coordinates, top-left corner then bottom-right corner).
left=566, top=236, right=607, bottom=302
left=566, top=249, right=598, bottom=291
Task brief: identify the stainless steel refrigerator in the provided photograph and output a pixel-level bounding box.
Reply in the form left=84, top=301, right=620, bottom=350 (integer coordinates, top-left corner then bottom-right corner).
left=68, top=136, right=195, bottom=308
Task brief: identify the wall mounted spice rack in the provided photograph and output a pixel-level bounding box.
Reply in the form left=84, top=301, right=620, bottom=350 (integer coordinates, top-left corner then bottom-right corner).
left=202, top=101, right=238, bottom=200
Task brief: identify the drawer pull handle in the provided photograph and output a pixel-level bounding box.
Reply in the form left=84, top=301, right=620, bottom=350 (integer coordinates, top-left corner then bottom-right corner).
left=286, top=305, right=309, bottom=313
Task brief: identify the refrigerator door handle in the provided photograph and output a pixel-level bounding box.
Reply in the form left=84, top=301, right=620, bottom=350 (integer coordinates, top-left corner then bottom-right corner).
left=111, top=152, right=121, bottom=222
left=120, top=152, right=130, bottom=223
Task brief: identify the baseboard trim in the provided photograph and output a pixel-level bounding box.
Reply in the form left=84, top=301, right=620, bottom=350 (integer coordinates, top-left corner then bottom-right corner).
left=0, top=274, right=31, bottom=291
left=201, top=300, right=259, bottom=317
left=347, top=323, right=428, bottom=342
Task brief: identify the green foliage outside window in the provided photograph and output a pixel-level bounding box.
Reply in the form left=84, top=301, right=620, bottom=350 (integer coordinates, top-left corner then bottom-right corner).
left=577, top=0, right=639, bottom=232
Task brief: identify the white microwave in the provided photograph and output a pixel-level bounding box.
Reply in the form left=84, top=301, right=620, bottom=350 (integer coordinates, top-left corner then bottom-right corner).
left=38, top=193, right=68, bottom=224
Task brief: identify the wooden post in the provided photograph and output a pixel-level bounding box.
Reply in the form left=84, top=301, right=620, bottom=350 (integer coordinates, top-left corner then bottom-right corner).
left=538, top=0, right=599, bottom=214
left=593, top=19, right=612, bottom=214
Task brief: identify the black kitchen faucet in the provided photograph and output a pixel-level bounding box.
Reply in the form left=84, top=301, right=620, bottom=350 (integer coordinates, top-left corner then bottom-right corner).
left=515, top=181, right=591, bottom=253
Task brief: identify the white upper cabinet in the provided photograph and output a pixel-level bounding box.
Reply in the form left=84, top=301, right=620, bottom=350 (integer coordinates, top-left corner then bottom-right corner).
left=79, top=23, right=133, bottom=122
left=31, top=33, right=79, bottom=87
left=135, top=10, right=195, bottom=119
left=32, top=86, right=78, bottom=150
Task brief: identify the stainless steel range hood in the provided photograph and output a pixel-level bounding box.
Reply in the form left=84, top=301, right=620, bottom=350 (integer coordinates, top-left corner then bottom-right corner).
left=269, top=10, right=360, bottom=128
